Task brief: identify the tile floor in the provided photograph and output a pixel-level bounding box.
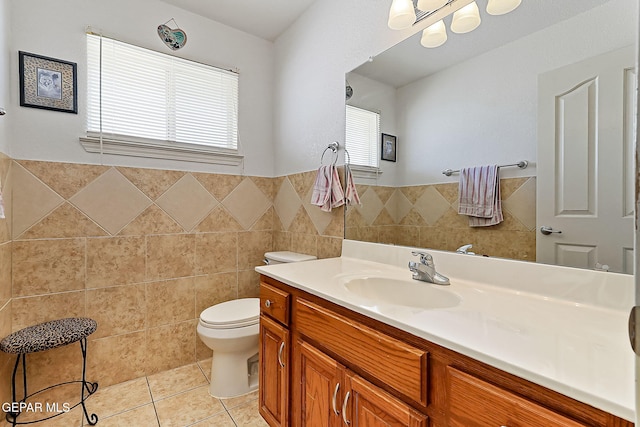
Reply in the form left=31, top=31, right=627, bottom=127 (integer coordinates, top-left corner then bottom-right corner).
left=1, top=359, right=268, bottom=427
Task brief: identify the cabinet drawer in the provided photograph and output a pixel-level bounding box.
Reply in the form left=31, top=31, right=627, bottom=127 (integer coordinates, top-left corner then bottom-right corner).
left=260, top=282, right=290, bottom=326
left=295, top=298, right=428, bottom=406
left=447, top=367, right=587, bottom=427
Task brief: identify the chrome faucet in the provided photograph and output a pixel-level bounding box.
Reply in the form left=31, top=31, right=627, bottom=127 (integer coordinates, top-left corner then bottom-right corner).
left=456, top=244, right=475, bottom=255
left=408, top=251, right=450, bottom=286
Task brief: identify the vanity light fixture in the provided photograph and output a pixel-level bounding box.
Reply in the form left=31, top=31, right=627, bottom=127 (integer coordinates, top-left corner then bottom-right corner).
left=388, top=0, right=417, bottom=30
left=388, top=0, right=522, bottom=48
left=486, top=0, right=521, bottom=15
left=421, top=19, right=448, bottom=48
left=450, top=2, right=481, bottom=33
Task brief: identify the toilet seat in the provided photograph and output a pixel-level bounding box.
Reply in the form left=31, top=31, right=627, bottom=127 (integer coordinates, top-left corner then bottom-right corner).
left=200, top=298, right=259, bottom=329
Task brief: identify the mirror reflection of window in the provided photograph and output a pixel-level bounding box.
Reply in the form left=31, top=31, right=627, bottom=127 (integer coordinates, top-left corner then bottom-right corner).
left=345, top=105, right=380, bottom=168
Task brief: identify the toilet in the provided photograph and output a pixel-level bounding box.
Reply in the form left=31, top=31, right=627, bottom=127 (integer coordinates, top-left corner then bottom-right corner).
left=197, top=251, right=316, bottom=398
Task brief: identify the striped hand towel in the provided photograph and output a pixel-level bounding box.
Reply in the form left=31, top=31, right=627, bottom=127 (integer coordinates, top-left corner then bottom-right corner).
left=457, top=165, right=503, bottom=227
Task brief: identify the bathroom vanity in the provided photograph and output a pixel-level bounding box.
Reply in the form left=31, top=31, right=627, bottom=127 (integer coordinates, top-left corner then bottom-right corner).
left=256, top=241, right=635, bottom=427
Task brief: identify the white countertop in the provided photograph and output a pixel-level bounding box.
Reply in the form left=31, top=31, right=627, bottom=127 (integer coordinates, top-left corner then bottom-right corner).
left=256, top=241, right=636, bottom=422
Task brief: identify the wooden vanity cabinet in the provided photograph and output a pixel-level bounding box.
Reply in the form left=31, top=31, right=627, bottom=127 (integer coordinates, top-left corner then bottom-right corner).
left=259, top=280, right=291, bottom=427
left=258, top=276, right=634, bottom=427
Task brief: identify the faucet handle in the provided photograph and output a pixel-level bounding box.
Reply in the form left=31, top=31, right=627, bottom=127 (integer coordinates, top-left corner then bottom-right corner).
left=411, top=251, right=433, bottom=265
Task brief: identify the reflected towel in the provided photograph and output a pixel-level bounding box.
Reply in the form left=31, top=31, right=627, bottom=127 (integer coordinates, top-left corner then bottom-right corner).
left=344, top=165, right=360, bottom=206
left=457, top=165, right=503, bottom=227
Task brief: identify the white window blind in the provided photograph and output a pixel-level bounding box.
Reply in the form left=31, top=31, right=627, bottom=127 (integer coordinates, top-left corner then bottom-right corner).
left=345, top=105, right=380, bottom=168
left=86, top=34, right=238, bottom=151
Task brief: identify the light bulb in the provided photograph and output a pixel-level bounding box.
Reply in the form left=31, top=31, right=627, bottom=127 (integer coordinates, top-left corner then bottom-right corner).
left=451, top=1, right=481, bottom=34
left=388, top=0, right=417, bottom=30
left=486, top=0, right=522, bottom=15
left=420, top=20, right=447, bottom=48
left=416, top=0, right=448, bottom=11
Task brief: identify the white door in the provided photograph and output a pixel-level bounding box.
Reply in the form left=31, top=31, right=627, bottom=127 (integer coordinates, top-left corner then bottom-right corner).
left=537, top=45, right=635, bottom=274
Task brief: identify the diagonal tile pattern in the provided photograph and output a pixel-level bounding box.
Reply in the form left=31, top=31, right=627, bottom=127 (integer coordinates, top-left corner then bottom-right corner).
left=222, top=178, right=271, bottom=230
left=70, top=168, right=152, bottom=235
left=156, top=174, right=219, bottom=232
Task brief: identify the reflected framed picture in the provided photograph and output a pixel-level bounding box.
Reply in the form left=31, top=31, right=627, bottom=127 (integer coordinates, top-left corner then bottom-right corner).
left=19, top=51, right=77, bottom=114
left=381, top=133, right=397, bottom=162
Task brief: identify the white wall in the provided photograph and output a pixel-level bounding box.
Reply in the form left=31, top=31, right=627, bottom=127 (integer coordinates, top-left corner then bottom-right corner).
left=9, top=0, right=274, bottom=176
left=0, top=0, right=10, bottom=156
left=273, top=0, right=422, bottom=176
left=396, top=0, right=636, bottom=186
left=346, top=72, right=398, bottom=186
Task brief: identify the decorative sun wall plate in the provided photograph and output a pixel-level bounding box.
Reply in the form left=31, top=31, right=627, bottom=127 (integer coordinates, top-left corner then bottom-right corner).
left=157, top=22, right=187, bottom=50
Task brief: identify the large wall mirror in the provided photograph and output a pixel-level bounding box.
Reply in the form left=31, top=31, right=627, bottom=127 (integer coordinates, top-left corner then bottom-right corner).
left=345, top=0, right=636, bottom=274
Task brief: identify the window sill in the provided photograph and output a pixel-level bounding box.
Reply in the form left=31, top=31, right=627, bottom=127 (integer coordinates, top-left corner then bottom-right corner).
left=348, top=165, right=382, bottom=180
left=79, top=136, right=244, bottom=165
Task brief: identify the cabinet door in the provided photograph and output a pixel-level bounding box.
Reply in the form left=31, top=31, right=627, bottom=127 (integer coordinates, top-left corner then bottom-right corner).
left=345, top=372, right=428, bottom=427
left=295, top=339, right=344, bottom=427
left=259, top=315, right=289, bottom=427
left=447, top=367, right=587, bottom=427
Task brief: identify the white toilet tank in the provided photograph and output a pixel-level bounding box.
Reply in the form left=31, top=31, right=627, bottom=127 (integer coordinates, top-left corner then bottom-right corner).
left=263, top=251, right=316, bottom=265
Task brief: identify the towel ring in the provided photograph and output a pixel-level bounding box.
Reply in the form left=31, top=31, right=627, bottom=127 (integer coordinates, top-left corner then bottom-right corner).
left=321, top=142, right=340, bottom=166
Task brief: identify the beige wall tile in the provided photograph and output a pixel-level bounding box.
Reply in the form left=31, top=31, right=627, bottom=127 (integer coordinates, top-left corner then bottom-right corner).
left=12, top=162, right=64, bottom=237
left=119, top=205, right=184, bottom=236
left=194, top=173, right=243, bottom=201
left=317, top=236, right=342, bottom=259
left=196, top=338, right=212, bottom=362
left=238, top=270, right=260, bottom=298
left=156, top=174, right=218, bottom=232
left=222, top=178, right=271, bottom=230
left=287, top=171, right=315, bottom=199
left=195, top=206, right=243, bottom=233
left=18, top=160, right=109, bottom=199
left=0, top=301, right=11, bottom=407
left=86, top=284, right=146, bottom=339
left=22, top=342, right=83, bottom=392
left=12, top=291, right=86, bottom=332
left=0, top=242, right=10, bottom=307
left=250, top=207, right=274, bottom=231
left=146, top=320, right=196, bottom=375
left=20, top=202, right=107, bottom=239
left=12, top=239, right=85, bottom=297
left=88, top=331, right=147, bottom=388
left=146, top=234, right=196, bottom=281
left=117, top=166, right=185, bottom=201
left=250, top=176, right=276, bottom=201
left=195, top=233, right=237, bottom=275
left=87, top=236, right=145, bottom=288
left=70, top=168, right=152, bottom=235
left=322, top=210, right=344, bottom=237
left=237, top=231, right=272, bottom=270
left=195, top=272, right=237, bottom=316
left=273, top=179, right=302, bottom=231
left=288, top=208, right=316, bottom=234
left=146, top=278, right=195, bottom=328
left=290, top=233, right=317, bottom=258
left=272, top=231, right=291, bottom=252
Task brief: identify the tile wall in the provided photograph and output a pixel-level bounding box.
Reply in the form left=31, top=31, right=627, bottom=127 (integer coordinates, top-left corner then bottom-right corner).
left=346, top=178, right=536, bottom=261
left=6, top=160, right=343, bottom=397
left=0, top=152, right=11, bottom=407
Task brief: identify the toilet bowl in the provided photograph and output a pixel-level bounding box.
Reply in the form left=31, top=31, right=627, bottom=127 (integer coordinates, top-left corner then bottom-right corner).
left=197, top=251, right=316, bottom=398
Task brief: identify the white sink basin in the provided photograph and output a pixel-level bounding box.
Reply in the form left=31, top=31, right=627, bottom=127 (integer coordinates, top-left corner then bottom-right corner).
left=343, top=277, right=461, bottom=309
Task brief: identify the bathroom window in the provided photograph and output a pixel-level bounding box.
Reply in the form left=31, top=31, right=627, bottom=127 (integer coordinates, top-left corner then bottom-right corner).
left=82, top=34, right=242, bottom=165
left=345, top=105, right=380, bottom=169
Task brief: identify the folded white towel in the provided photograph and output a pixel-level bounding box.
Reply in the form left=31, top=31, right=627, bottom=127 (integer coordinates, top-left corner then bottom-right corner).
left=457, top=165, right=503, bottom=227
left=344, top=165, right=360, bottom=206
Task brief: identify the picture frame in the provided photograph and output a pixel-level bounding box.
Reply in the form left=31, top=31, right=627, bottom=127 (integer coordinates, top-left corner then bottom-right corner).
left=381, top=133, right=397, bottom=162
left=19, top=51, right=77, bottom=114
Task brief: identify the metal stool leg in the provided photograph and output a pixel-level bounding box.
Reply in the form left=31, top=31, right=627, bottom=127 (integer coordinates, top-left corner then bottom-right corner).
left=79, top=337, right=98, bottom=425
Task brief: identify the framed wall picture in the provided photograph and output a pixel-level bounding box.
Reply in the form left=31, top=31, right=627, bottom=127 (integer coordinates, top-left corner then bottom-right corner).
left=19, top=51, right=77, bottom=114
left=381, top=133, right=397, bottom=162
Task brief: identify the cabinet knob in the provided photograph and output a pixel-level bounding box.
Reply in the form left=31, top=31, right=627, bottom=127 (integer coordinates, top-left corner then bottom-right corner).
left=265, top=299, right=272, bottom=308
left=342, top=391, right=351, bottom=425
left=332, top=383, right=341, bottom=416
